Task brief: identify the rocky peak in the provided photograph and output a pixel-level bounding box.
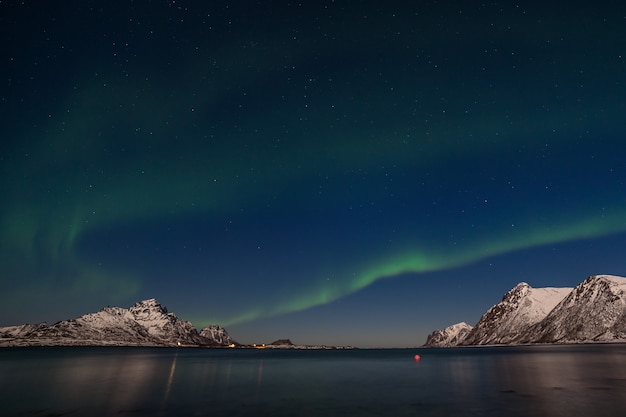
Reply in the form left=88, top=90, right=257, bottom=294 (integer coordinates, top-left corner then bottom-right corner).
left=461, top=282, right=571, bottom=345
left=199, top=325, right=234, bottom=346
left=474, top=283, right=531, bottom=326
left=504, top=282, right=531, bottom=302
left=130, top=298, right=167, bottom=313
left=423, top=322, right=473, bottom=347
left=517, top=275, right=626, bottom=343
left=566, top=275, right=624, bottom=306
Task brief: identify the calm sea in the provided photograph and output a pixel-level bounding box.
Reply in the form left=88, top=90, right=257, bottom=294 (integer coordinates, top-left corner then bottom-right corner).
left=1, top=344, right=626, bottom=416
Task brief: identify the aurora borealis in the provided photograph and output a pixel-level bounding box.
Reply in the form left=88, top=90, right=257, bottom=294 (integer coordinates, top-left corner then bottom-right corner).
left=2, top=1, right=626, bottom=346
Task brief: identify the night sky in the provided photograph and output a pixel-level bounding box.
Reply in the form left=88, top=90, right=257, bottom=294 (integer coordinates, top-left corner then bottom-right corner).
left=2, top=1, right=626, bottom=347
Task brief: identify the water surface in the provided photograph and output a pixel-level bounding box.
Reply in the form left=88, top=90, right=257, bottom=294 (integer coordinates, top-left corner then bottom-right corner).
left=1, top=344, right=626, bottom=416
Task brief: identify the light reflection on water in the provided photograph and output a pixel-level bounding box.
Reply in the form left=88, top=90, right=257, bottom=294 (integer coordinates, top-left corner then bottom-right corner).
left=1, top=345, right=626, bottom=416
left=427, top=344, right=626, bottom=416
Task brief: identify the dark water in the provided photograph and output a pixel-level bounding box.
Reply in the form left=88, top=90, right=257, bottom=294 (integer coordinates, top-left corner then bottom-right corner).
left=1, top=344, right=626, bottom=416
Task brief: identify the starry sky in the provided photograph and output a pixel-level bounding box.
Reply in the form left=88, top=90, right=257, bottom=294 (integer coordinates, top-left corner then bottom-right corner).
left=2, top=1, right=626, bottom=347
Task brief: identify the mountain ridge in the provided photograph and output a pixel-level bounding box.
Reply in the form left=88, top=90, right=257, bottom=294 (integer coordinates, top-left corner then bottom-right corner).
left=460, top=283, right=571, bottom=345
left=0, top=298, right=234, bottom=347
left=424, top=275, right=626, bottom=347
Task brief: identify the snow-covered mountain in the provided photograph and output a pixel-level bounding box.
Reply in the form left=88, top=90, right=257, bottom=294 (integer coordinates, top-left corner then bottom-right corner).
left=460, top=283, right=571, bottom=345
left=0, top=299, right=234, bottom=347
left=517, top=275, right=626, bottom=343
left=199, top=325, right=234, bottom=346
left=423, top=322, right=473, bottom=347
left=424, top=275, right=626, bottom=346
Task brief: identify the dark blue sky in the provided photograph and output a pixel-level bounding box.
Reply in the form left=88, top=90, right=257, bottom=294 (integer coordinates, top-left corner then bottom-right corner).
left=2, top=1, right=626, bottom=347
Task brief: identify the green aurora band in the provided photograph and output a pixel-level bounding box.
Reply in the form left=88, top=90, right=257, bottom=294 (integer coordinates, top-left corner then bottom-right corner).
left=3, top=71, right=626, bottom=325
left=4, top=115, right=626, bottom=326
left=211, top=208, right=626, bottom=327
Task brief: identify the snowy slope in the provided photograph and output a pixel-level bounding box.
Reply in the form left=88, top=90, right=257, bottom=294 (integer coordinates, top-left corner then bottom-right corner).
left=517, top=275, right=626, bottom=343
left=422, top=322, right=473, bottom=347
left=461, top=283, right=571, bottom=345
left=424, top=275, right=626, bottom=347
left=0, top=299, right=231, bottom=347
